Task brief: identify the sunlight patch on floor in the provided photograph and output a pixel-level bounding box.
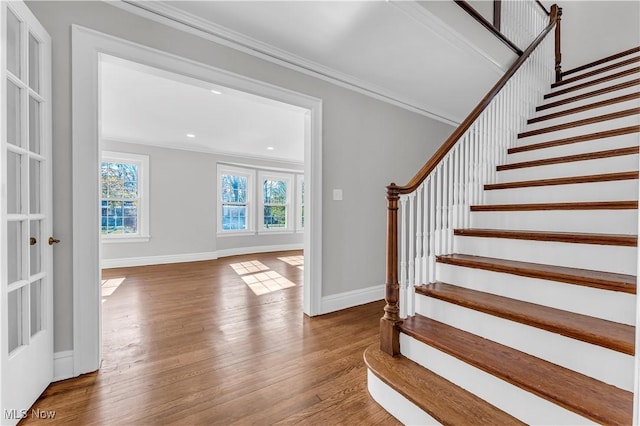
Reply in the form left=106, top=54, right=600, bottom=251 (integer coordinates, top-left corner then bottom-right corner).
left=230, top=260, right=270, bottom=275
left=101, top=277, right=126, bottom=302
left=241, top=270, right=296, bottom=295
left=278, top=255, right=304, bottom=266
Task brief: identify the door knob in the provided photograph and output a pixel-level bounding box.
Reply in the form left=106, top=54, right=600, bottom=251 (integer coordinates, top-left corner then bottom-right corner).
left=48, top=237, right=60, bottom=245
left=30, top=237, right=37, bottom=246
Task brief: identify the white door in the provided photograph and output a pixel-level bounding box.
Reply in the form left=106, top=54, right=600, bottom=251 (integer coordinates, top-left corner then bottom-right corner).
left=1, top=1, right=53, bottom=424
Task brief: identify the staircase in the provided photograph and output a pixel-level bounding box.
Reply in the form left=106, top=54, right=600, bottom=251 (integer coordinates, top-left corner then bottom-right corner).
left=365, top=46, right=640, bottom=425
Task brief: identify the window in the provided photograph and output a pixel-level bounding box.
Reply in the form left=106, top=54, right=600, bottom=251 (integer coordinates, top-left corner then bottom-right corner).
left=217, top=164, right=304, bottom=236
left=260, top=172, right=292, bottom=231
left=218, top=165, right=254, bottom=233
left=100, top=151, right=149, bottom=242
left=296, top=174, right=305, bottom=232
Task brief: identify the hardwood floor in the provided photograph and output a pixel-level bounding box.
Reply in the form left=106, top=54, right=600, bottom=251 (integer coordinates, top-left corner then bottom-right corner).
left=22, top=251, right=399, bottom=425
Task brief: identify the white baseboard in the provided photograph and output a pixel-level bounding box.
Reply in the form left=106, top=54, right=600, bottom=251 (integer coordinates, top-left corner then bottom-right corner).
left=320, top=284, right=385, bottom=315
left=101, top=251, right=218, bottom=268
left=53, top=351, right=74, bottom=382
left=215, top=243, right=303, bottom=259
left=101, top=244, right=305, bottom=269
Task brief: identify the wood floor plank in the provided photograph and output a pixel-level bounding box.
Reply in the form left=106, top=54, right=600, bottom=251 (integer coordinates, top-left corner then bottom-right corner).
left=20, top=251, right=399, bottom=426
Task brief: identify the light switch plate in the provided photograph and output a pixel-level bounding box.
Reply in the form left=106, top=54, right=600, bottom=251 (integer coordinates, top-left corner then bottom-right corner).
left=333, top=189, right=343, bottom=201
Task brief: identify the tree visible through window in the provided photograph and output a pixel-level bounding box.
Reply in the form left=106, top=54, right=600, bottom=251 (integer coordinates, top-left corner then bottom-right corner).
left=101, top=161, right=139, bottom=235
left=221, top=174, right=248, bottom=230
left=263, top=178, right=288, bottom=229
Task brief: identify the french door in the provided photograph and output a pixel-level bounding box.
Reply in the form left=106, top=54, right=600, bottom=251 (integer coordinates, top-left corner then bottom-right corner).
left=1, top=1, right=53, bottom=423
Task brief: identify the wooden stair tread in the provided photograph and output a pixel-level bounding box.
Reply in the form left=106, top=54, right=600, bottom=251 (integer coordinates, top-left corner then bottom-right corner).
left=399, top=315, right=633, bottom=425
left=518, top=107, right=640, bottom=139
left=562, top=46, right=640, bottom=78
left=545, top=67, right=640, bottom=99
left=415, top=282, right=635, bottom=354
left=507, top=126, right=640, bottom=154
left=529, top=92, right=640, bottom=124
left=437, top=253, right=636, bottom=294
left=453, top=228, right=637, bottom=246
left=552, top=55, right=640, bottom=88
left=538, top=79, right=640, bottom=111
left=470, top=200, right=637, bottom=211
left=363, top=344, right=525, bottom=426
left=484, top=171, right=639, bottom=190
left=497, top=146, right=639, bottom=171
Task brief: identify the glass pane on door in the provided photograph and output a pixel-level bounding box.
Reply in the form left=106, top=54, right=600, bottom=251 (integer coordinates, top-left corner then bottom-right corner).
left=6, top=8, right=21, bottom=77
left=30, top=280, right=43, bottom=336
left=30, top=158, right=41, bottom=214
left=7, top=80, right=22, bottom=147
left=7, top=221, right=24, bottom=284
left=29, top=96, right=40, bottom=154
left=28, top=33, right=40, bottom=92
left=30, top=220, right=41, bottom=276
left=8, top=287, right=25, bottom=353
left=7, top=150, right=22, bottom=214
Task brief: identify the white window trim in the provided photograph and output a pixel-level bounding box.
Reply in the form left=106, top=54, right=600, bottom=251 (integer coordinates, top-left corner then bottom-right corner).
left=259, top=171, right=293, bottom=233
left=296, top=174, right=305, bottom=233
left=217, top=164, right=255, bottom=235
left=100, top=150, right=150, bottom=242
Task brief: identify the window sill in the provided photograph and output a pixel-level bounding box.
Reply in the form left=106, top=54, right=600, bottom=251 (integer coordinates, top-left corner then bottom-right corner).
left=217, top=230, right=256, bottom=237
left=101, top=235, right=151, bottom=244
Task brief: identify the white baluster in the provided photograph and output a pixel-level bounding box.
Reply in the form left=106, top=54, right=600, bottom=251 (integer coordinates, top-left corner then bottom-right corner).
left=415, top=185, right=423, bottom=286
left=428, top=176, right=436, bottom=283
left=399, top=195, right=408, bottom=319
left=408, top=192, right=415, bottom=303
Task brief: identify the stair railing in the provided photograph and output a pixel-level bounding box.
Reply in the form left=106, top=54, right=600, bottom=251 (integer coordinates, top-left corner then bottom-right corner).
left=380, top=5, right=561, bottom=356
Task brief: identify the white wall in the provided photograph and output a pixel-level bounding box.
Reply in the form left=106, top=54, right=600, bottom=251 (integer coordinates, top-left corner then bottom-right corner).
left=26, top=1, right=454, bottom=352
left=100, top=140, right=304, bottom=265
left=556, top=1, right=640, bottom=71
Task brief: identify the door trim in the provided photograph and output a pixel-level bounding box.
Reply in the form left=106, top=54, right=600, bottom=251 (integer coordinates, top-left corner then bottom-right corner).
left=71, top=25, right=323, bottom=375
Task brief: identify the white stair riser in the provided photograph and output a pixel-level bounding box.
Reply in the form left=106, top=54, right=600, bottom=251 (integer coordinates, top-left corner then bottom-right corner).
left=517, top=114, right=640, bottom=145
left=485, top=179, right=638, bottom=204
left=525, top=98, right=640, bottom=131
left=414, top=296, right=635, bottom=391
left=508, top=132, right=640, bottom=163
left=497, top=154, right=638, bottom=182
left=470, top=209, right=638, bottom=234
left=549, top=59, right=640, bottom=93
left=400, top=334, right=597, bottom=425
left=535, top=84, right=640, bottom=117
left=544, top=70, right=639, bottom=103
left=367, top=371, right=440, bottom=425
left=454, top=235, right=637, bottom=275
left=436, top=263, right=636, bottom=325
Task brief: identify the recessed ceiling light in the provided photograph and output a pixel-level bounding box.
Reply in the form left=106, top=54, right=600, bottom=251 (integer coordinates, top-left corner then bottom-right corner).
left=210, top=89, right=222, bottom=95
left=267, top=146, right=275, bottom=151
left=186, top=133, right=196, bottom=138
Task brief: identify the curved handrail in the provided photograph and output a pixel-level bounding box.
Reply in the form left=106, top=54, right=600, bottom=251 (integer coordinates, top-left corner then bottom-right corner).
left=391, top=4, right=559, bottom=196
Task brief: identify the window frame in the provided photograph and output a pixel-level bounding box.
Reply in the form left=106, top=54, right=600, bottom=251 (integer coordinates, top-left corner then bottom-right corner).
left=217, top=165, right=255, bottom=235
left=258, top=171, right=293, bottom=233
left=100, top=150, right=150, bottom=243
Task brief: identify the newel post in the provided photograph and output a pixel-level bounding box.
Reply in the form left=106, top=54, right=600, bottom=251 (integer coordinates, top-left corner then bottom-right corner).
left=553, top=4, right=563, bottom=82
left=380, top=183, right=402, bottom=356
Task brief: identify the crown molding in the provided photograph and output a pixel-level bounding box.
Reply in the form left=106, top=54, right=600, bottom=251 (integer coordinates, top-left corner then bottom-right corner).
left=107, top=0, right=461, bottom=126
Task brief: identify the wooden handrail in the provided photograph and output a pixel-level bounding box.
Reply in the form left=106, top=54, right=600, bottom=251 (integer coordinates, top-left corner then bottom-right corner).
left=536, top=0, right=551, bottom=16
left=555, top=6, right=563, bottom=82
left=380, top=5, right=560, bottom=357
left=395, top=4, right=559, bottom=196
left=493, top=0, right=502, bottom=31
left=454, top=0, right=523, bottom=55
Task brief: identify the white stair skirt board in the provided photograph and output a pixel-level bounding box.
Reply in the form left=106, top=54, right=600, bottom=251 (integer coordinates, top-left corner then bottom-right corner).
left=497, top=154, right=639, bottom=182
left=515, top=114, right=640, bottom=146
left=366, top=370, right=440, bottom=426
left=435, top=263, right=636, bottom=325
left=508, top=133, right=640, bottom=163
left=399, top=334, right=597, bottom=425
left=469, top=209, right=638, bottom=234
left=545, top=71, right=639, bottom=103
left=414, top=296, right=635, bottom=391
left=453, top=235, right=637, bottom=275
left=534, top=84, right=640, bottom=117
left=524, top=98, right=640, bottom=131
left=485, top=179, right=639, bottom=204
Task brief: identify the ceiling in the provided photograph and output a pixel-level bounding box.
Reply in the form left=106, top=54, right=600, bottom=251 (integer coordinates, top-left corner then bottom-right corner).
left=103, top=0, right=521, bottom=161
